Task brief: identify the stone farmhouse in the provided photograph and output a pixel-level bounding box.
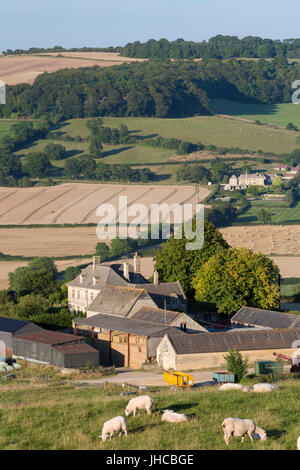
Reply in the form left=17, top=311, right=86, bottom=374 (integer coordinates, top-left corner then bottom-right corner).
left=69, top=255, right=206, bottom=368
left=68, top=255, right=187, bottom=315
left=224, top=173, right=269, bottom=190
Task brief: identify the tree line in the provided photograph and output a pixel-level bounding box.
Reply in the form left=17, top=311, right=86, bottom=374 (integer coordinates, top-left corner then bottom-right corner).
left=120, top=36, right=300, bottom=60
left=1, top=58, right=299, bottom=120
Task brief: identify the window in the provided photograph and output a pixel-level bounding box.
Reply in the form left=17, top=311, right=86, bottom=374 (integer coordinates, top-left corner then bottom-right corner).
left=164, top=344, right=168, bottom=352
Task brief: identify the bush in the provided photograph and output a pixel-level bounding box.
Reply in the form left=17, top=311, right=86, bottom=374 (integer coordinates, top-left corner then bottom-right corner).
left=224, top=348, right=249, bottom=383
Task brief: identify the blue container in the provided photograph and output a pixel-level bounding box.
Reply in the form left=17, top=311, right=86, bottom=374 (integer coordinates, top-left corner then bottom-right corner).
left=212, top=371, right=236, bottom=383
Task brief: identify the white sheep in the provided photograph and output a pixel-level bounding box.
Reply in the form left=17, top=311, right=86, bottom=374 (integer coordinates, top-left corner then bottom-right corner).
left=161, top=409, right=188, bottom=423
left=222, top=417, right=267, bottom=445
left=252, top=383, right=277, bottom=393
left=219, top=383, right=244, bottom=391
left=125, top=395, right=153, bottom=417
left=99, top=416, right=127, bottom=442
left=297, top=436, right=300, bottom=450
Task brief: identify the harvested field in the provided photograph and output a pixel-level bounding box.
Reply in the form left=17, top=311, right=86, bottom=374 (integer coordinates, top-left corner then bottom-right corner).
left=0, top=183, right=208, bottom=226
left=269, top=257, right=300, bottom=279
left=0, top=256, right=153, bottom=290
left=0, top=53, right=145, bottom=85
left=220, top=225, right=300, bottom=257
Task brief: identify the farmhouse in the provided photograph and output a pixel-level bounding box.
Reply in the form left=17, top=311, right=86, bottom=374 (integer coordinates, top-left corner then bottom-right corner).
left=68, top=255, right=187, bottom=314
left=225, top=173, right=268, bottom=190
left=156, top=328, right=300, bottom=370
left=231, top=306, right=300, bottom=330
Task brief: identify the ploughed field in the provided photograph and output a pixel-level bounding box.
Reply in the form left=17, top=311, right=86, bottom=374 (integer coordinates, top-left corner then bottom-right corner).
left=0, top=183, right=207, bottom=226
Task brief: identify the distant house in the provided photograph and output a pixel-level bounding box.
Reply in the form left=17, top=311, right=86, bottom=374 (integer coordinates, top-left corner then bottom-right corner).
left=231, top=306, right=300, bottom=330
left=156, top=328, right=300, bottom=370
left=224, top=173, right=268, bottom=190
left=274, top=164, right=289, bottom=171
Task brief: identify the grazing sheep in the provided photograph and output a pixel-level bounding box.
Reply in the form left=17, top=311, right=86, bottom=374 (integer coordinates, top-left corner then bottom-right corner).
left=161, top=410, right=188, bottom=423
left=219, top=383, right=244, bottom=391
left=100, top=416, right=127, bottom=442
left=252, top=383, right=277, bottom=393
left=222, top=418, right=267, bottom=445
left=242, top=386, right=252, bottom=393
left=125, top=395, right=153, bottom=417
left=297, top=436, right=300, bottom=450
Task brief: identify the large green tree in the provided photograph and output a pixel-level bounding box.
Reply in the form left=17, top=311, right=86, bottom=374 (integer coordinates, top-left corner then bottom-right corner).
left=192, top=248, right=280, bottom=315
left=154, top=221, right=229, bottom=296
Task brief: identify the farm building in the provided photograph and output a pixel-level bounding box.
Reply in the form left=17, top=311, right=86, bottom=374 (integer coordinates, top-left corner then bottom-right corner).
left=12, top=329, right=99, bottom=368
left=157, top=328, right=300, bottom=370
left=73, top=313, right=190, bottom=369
left=0, top=317, right=42, bottom=361
left=68, top=255, right=187, bottom=314
left=231, top=306, right=300, bottom=330
left=224, top=173, right=269, bottom=190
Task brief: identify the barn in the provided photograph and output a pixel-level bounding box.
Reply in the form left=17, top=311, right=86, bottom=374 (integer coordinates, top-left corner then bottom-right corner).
left=12, top=329, right=99, bottom=368
left=0, top=316, right=42, bottom=361
left=157, top=328, right=300, bottom=370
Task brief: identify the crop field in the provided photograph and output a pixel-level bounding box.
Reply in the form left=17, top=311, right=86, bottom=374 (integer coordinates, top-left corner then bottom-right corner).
left=212, top=98, right=300, bottom=130
left=0, top=375, right=299, bottom=450
left=0, top=52, right=145, bottom=85
left=0, top=183, right=206, bottom=226
left=221, top=224, right=300, bottom=258
left=0, top=258, right=91, bottom=289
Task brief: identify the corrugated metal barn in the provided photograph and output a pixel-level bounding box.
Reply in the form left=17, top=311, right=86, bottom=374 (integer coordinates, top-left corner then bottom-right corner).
left=0, top=317, right=42, bottom=361
left=12, top=329, right=99, bottom=368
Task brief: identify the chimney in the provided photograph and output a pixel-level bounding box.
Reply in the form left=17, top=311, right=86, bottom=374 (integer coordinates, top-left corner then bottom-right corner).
left=93, top=256, right=101, bottom=270
left=133, top=252, right=141, bottom=274
left=123, top=262, right=130, bottom=281
left=154, top=270, right=159, bottom=285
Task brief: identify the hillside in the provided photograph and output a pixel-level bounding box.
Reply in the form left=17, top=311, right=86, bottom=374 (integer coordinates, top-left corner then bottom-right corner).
left=1, top=372, right=299, bottom=450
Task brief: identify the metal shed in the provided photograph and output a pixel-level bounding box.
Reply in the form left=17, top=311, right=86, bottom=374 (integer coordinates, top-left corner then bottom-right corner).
left=13, top=330, right=99, bottom=368
left=0, top=317, right=42, bottom=361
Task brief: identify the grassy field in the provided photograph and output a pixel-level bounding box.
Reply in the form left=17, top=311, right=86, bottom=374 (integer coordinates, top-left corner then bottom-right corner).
left=0, top=370, right=300, bottom=450
left=11, top=114, right=300, bottom=167
left=234, top=200, right=300, bottom=225
left=0, top=119, right=15, bottom=140
left=212, top=98, right=300, bottom=130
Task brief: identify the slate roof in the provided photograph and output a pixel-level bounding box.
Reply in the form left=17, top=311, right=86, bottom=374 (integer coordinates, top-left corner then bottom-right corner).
left=131, top=306, right=183, bottom=325
left=231, top=306, right=300, bottom=329
left=166, top=328, right=300, bottom=355
left=15, top=330, right=84, bottom=346
left=67, top=264, right=128, bottom=290
left=0, top=316, right=29, bottom=333
left=87, top=285, right=148, bottom=317
left=74, top=313, right=187, bottom=338
left=132, top=281, right=186, bottom=309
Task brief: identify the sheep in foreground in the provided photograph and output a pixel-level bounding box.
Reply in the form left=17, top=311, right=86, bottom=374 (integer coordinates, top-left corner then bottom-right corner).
left=222, top=417, right=267, bottom=445
left=100, top=416, right=127, bottom=442
left=243, top=383, right=277, bottom=393
left=125, top=395, right=153, bottom=417
left=161, top=410, right=188, bottom=423
left=219, top=383, right=244, bottom=391
left=297, top=436, right=300, bottom=450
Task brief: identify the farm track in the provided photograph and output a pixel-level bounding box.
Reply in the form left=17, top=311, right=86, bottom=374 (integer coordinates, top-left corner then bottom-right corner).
left=0, top=189, right=46, bottom=219
left=113, top=187, right=155, bottom=223
left=162, top=186, right=200, bottom=223
left=21, top=187, right=75, bottom=223
left=80, top=187, right=126, bottom=224
left=140, top=188, right=179, bottom=224
left=52, top=186, right=104, bottom=224
left=0, top=191, right=17, bottom=204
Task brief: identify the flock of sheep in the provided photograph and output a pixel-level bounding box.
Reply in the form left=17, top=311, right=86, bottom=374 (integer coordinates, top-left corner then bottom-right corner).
left=100, top=383, right=300, bottom=450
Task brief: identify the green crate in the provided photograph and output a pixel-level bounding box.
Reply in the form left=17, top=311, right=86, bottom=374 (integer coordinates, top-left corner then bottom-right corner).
left=254, top=361, right=283, bottom=376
